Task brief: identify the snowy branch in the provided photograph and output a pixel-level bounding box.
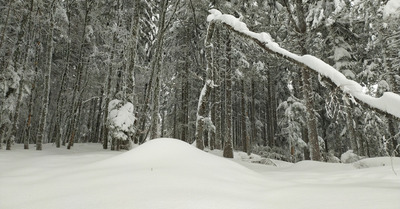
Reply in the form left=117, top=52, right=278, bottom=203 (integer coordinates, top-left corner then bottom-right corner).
left=207, top=9, right=400, bottom=120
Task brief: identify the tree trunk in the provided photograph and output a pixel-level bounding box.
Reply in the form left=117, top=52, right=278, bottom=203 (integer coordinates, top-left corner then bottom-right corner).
left=214, top=28, right=222, bottom=149
left=25, top=27, right=41, bottom=149
left=54, top=25, right=71, bottom=147
left=102, top=43, right=116, bottom=149
left=195, top=21, right=216, bottom=150
left=126, top=0, right=141, bottom=104
left=388, top=74, right=399, bottom=156
left=150, top=0, right=168, bottom=140
left=150, top=74, right=161, bottom=139
left=67, top=0, right=93, bottom=149
left=385, top=53, right=399, bottom=156
left=173, top=104, right=177, bottom=139
left=223, top=31, right=234, bottom=158
left=36, top=0, right=56, bottom=150
left=344, top=96, right=358, bottom=154
left=241, top=79, right=250, bottom=155
left=210, top=79, right=216, bottom=150
left=266, top=67, right=276, bottom=147
left=0, top=0, right=12, bottom=50
left=95, top=89, right=104, bottom=143
left=302, top=68, right=321, bottom=161
left=295, top=0, right=321, bottom=161
left=87, top=98, right=97, bottom=142
left=250, top=78, right=256, bottom=146
left=181, top=62, right=189, bottom=142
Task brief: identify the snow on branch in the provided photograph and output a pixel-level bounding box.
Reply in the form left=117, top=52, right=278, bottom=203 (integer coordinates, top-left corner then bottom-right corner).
left=207, top=9, right=400, bottom=120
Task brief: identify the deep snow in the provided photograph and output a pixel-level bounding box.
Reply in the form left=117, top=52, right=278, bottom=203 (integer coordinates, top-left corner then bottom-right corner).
left=1, top=138, right=399, bottom=209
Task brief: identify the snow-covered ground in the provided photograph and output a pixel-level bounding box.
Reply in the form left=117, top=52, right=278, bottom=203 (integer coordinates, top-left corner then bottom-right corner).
left=1, top=138, right=399, bottom=209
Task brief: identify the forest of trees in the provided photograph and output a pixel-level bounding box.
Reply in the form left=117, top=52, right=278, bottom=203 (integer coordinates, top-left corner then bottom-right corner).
left=0, top=0, right=399, bottom=162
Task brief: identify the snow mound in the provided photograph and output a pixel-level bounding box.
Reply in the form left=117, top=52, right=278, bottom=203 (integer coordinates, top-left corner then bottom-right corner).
left=1, top=139, right=269, bottom=209
left=353, top=157, right=400, bottom=169
left=283, top=160, right=354, bottom=172
left=341, top=150, right=362, bottom=163
left=96, top=138, right=256, bottom=174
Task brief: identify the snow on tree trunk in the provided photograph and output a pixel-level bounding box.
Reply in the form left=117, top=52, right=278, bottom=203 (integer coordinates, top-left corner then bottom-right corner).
left=195, top=21, right=216, bottom=150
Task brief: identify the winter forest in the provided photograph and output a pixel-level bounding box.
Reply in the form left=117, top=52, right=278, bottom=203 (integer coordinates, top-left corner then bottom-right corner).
left=1, top=0, right=400, bottom=208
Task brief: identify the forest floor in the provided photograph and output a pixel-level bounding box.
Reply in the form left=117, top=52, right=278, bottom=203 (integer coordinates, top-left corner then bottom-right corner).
left=1, top=138, right=399, bottom=209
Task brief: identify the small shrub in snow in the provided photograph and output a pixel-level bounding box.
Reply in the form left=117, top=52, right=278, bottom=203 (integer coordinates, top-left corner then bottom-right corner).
left=108, top=99, right=136, bottom=149
left=340, top=150, right=361, bottom=163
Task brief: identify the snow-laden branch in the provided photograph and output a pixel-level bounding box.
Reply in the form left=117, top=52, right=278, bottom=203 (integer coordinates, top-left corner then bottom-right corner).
left=207, top=9, right=400, bottom=120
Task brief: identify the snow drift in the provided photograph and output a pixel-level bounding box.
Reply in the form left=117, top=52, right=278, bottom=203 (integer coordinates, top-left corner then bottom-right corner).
left=0, top=139, right=271, bottom=209
left=1, top=139, right=399, bottom=209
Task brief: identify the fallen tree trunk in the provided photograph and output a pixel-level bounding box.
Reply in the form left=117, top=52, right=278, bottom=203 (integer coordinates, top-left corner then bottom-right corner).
left=207, top=9, right=400, bottom=121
